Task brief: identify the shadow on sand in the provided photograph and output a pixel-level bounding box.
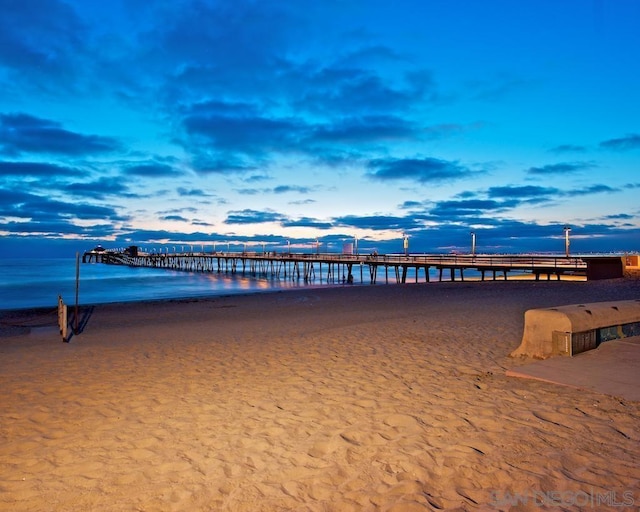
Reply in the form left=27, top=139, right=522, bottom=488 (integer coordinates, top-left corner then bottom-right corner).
left=65, top=306, right=95, bottom=342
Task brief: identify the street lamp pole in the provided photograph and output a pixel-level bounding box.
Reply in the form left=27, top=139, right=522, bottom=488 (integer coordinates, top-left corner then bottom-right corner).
left=471, top=231, right=476, bottom=256
left=564, top=226, right=571, bottom=257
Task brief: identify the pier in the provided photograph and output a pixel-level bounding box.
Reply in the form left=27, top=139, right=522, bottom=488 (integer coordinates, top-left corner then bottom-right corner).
left=83, top=248, right=596, bottom=283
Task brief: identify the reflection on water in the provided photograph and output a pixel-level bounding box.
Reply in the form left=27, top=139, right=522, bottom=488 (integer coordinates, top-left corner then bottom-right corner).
left=0, top=258, right=353, bottom=310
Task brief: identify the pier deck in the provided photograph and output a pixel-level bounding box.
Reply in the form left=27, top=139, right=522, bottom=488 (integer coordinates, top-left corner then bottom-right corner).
left=83, top=250, right=591, bottom=283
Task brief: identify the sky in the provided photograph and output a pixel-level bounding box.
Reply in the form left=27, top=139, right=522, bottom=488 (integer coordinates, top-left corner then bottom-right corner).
left=1, top=0, right=639, bottom=258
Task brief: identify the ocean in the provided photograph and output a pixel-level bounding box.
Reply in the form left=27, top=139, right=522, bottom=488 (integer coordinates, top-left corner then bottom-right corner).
left=2, top=253, right=587, bottom=311
left=0, top=257, right=355, bottom=311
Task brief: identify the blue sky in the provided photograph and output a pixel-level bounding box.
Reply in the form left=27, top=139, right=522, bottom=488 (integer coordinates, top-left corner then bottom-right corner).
left=1, top=0, right=639, bottom=257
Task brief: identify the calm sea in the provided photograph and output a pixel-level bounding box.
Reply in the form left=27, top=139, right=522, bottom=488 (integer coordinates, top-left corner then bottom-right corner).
left=0, top=257, right=356, bottom=311
left=2, top=254, right=576, bottom=310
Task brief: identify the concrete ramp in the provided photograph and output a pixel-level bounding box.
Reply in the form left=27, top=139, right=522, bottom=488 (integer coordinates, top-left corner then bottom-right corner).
left=507, top=336, right=640, bottom=402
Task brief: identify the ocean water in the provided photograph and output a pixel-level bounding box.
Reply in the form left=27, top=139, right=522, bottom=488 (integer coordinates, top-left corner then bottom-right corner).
left=1, top=254, right=569, bottom=311
left=0, top=257, right=358, bottom=311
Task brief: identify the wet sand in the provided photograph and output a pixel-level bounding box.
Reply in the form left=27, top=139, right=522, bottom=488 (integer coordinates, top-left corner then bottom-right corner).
left=1, top=278, right=639, bottom=511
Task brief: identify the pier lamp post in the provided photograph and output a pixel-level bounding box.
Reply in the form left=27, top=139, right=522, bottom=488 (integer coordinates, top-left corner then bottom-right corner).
left=287, top=240, right=291, bottom=254
left=402, top=233, right=409, bottom=256
left=316, top=238, right=320, bottom=254
left=227, top=241, right=230, bottom=252
left=354, top=235, right=359, bottom=256
left=564, top=225, right=571, bottom=257
left=471, top=231, right=476, bottom=256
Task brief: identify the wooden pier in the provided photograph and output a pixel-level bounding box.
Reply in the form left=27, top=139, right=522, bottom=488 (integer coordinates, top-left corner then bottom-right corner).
left=83, top=249, right=591, bottom=283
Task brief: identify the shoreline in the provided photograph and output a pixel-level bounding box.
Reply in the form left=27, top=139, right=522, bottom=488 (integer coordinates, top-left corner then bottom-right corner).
left=0, top=268, right=618, bottom=317
left=1, top=277, right=639, bottom=511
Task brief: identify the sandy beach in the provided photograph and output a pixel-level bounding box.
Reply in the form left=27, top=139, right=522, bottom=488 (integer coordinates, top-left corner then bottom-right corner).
left=1, top=278, right=639, bottom=511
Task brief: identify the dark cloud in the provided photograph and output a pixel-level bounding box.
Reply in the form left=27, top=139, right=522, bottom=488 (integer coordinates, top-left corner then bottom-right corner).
left=599, top=134, right=640, bottom=151
left=224, top=209, right=286, bottom=225
left=181, top=101, right=304, bottom=157
left=0, top=113, right=120, bottom=156
left=367, top=157, right=476, bottom=183
left=0, top=0, right=88, bottom=91
left=0, top=160, right=86, bottom=177
left=487, top=185, right=560, bottom=199
left=297, top=66, right=434, bottom=117
left=177, top=187, right=213, bottom=197
left=308, top=116, right=416, bottom=144
left=114, top=229, right=217, bottom=245
left=332, top=214, right=422, bottom=231
left=161, top=215, right=189, bottom=222
left=526, top=162, right=595, bottom=175
left=605, top=213, right=634, bottom=220
left=567, top=184, right=618, bottom=196
left=273, top=185, right=312, bottom=194
left=428, top=199, right=519, bottom=219
left=398, top=200, right=424, bottom=209
left=0, top=186, right=125, bottom=222
left=126, top=162, right=182, bottom=177
left=65, top=177, right=136, bottom=200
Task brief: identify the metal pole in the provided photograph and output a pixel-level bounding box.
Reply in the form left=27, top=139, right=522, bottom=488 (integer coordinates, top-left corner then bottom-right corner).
left=74, top=252, right=80, bottom=334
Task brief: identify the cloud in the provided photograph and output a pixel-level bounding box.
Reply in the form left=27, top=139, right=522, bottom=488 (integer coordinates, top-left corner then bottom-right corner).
left=296, top=66, right=434, bottom=117
left=0, top=160, right=86, bottom=177
left=0, top=0, right=88, bottom=91
left=487, top=185, right=560, bottom=199
left=428, top=199, right=519, bottom=219
left=567, top=184, right=618, bottom=196
left=273, top=185, right=312, bottom=194
left=308, top=115, right=416, bottom=144
left=332, top=214, right=422, bottom=231
left=126, top=162, right=183, bottom=177
left=180, top=100, right=304, bottom=157
left=526, top=162, right=595, bottom=175
left=1, top=186, right=123, bottom=219
left=177, top=187, right=213, bottom=197
left=65, top=177, right=136, bottom=200
left=1, top=219, right=102, bottom=236
left=367, top=157, right=476, bottom=183
left=599, top=134, right=640, bottom=151
left=160, top=214, right=189, bottom=222
left=224, top=209, right=286, bottom=225
left=0, top=113, right=120, bottom=156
